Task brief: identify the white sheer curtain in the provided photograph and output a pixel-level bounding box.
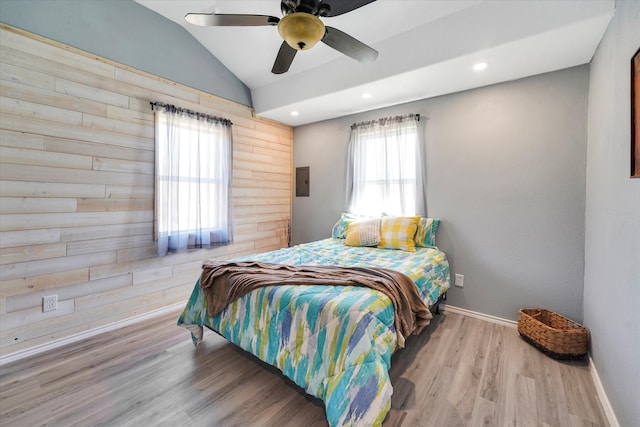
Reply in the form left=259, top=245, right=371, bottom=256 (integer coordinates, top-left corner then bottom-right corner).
left=153, top=103, right=233, bottom=256
left=345, top=114, right=426, bottom=217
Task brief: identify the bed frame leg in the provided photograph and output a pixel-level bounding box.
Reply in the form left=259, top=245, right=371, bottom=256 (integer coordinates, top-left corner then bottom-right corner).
left=433, top=292, right=446, bottom=315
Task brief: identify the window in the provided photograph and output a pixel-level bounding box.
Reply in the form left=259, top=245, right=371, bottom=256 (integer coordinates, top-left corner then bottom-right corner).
left=152, top=102, right=233, bottom=256
left=345, top=114, right=426, bottom=217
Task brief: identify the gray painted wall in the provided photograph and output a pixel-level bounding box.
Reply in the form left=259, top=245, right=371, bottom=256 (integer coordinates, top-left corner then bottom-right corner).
left=0, top=0, right=252, bottom=107
left=584, top=1, right=640, bottom=425
left=293, top=65, right=589, bottom=323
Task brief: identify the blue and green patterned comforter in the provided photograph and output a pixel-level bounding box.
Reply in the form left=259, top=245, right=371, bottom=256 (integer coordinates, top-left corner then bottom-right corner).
left=178, top=238, right=450, bottom=426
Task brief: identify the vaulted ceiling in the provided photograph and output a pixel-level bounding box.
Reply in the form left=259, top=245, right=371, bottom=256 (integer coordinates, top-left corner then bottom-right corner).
left=135, top=0, right=614, bottom=126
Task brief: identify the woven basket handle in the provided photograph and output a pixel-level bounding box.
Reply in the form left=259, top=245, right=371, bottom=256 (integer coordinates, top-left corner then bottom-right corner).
left=530, top=308, right=542, bottom=319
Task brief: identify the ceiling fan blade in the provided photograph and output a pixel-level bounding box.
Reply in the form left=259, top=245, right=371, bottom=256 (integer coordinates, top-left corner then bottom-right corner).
left=322, top=26, right=378, bottom=63
left=272, top=41, right=297, bottom=74
left=320, top=0, right=377, bottom=17
left=185, top=13, right=279, bottom=27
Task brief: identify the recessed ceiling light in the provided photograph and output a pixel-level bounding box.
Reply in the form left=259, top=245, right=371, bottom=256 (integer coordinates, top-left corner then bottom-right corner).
left=362, top=92, right=372, bottom=99
left=291, top=111, right=299, bottom=116
left=473, top=62, right=488, bottom=71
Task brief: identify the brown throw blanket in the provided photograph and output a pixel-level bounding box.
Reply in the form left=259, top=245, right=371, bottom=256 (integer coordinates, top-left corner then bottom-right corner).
left=200, top=260, right=432, bottom=347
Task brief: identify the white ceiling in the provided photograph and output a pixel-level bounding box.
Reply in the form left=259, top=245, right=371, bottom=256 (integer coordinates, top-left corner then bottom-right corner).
left=135, top=0, right=614, bottom=126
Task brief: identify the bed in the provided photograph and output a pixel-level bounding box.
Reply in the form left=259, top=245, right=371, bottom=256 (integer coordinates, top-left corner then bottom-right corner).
left=178, top=228, right=450, bottom=426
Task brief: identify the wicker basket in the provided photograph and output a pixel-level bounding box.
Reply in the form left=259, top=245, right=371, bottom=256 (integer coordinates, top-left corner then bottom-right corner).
left=517, top=308, right=590, bottom=359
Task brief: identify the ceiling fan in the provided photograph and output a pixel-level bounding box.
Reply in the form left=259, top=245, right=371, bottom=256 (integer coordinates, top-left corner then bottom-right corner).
left=185, top=0, right=379, bottom=74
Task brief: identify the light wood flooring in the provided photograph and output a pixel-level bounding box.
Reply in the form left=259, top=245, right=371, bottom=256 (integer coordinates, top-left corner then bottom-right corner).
left=0, top=308, right=609, bottom=426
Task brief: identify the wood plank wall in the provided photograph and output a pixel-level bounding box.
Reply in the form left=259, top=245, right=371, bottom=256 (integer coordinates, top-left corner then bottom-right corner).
left=0, top=25, right=293, bottom=357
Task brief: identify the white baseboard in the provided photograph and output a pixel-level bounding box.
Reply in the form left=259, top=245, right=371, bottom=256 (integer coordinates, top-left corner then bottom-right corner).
left=441, top=303, right=518, bottom=328
left=442, top=304, right=619, bottom=426
left=0, top=302, right=186, bottom=367
left=588, top=355, right=620, bottom=427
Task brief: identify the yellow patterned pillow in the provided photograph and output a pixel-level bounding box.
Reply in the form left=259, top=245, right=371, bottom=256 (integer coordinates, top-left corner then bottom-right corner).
left=345, top=218, right=381, bottom=247
left=378, top=216, right=421, bottom=251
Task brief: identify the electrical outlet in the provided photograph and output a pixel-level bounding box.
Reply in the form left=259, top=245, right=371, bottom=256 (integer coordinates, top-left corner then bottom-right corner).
left=454, top=274, right=464, bottom=288
left=43, top=295, right=57, bottom=313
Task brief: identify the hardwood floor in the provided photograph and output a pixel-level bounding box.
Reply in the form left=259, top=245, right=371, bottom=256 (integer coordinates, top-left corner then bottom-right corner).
left=0, top=308, right=609, bottom=426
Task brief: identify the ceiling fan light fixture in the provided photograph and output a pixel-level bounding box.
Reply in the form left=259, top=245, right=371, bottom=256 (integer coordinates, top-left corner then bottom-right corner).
left=278, top=12, right=326, bottom=51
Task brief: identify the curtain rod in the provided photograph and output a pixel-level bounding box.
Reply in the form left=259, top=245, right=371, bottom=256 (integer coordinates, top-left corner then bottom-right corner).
left=150, top=101, right=232, bottom=126
left=351, top=113, right=420, bottom=130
